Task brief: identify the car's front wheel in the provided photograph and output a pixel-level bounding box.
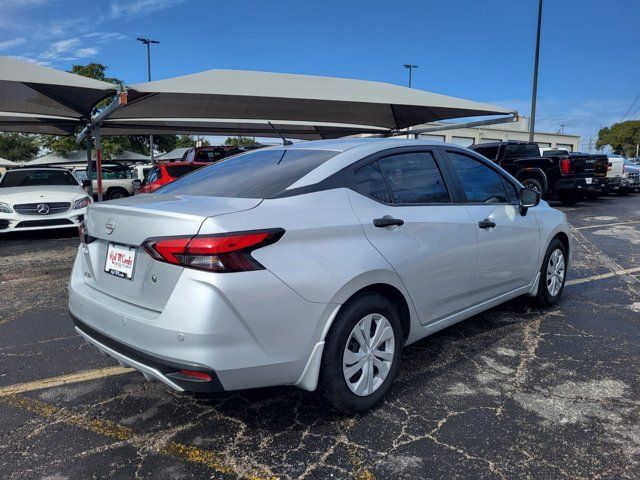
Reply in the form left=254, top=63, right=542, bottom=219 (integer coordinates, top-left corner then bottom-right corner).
left=320, top=292, right=403, bottom=414
left=536, top=238, right=567, bottom=306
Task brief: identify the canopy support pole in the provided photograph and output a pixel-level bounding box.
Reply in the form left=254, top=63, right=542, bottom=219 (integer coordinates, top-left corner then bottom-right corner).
left=76, top=88, right=128, bottom=202
left=85, top=133, right=94, bottom=198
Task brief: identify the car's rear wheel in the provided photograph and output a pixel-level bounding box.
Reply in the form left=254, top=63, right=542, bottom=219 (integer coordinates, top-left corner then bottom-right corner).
left=521, top=177, right=544, bottom=195
left=320, top=292, right=403, bottom=414
left=536, top=238, right=567, bottom=307
left=106, top=188, right=129, bottom=201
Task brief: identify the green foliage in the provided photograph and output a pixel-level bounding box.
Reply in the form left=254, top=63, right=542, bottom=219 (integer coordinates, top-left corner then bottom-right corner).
left=0, top=133, right=40, bottom=161
left=69, top=63, right=122, bottom=85
left=596, top=121, right=640, bottom=157
left=224, top=136, right=258, bottom=147
left=175, top=135, right=199, bottom=148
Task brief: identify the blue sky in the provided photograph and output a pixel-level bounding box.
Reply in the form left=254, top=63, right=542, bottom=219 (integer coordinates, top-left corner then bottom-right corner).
left=1, top=0, right=639, bottom=147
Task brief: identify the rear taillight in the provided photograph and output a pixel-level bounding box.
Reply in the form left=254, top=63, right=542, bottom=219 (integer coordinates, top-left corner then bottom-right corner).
left=560, top=157, right=571, bottom=175
left=607, top=162, right=612, bottom=171
left=142, top=229, right=285, bottom=273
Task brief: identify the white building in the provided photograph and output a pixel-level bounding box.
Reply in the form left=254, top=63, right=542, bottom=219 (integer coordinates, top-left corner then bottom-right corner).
left=408, top=116, right=580, bottom=152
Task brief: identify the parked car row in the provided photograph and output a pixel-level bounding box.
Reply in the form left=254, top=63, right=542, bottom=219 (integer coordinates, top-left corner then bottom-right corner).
left=470, top=141, right=640, bottom=204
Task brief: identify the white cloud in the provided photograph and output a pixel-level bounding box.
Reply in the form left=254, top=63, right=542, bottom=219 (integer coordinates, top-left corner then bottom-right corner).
left=40, top=38, right=81, bottom=59
left=108, top=0, right=186, bottom=20
left=0, top=37, right=26, bottom=50
left=8, top=54, right=51, bottom=66
left=74, top=47, right=98, bottom=57
left=83, top=32, right=128, bottom=42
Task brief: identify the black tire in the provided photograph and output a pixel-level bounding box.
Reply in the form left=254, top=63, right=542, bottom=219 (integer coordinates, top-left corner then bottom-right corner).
left=320, top=292, right=403, bottom=414
left=556, top=191, right=583, bottom=205
left=521, top=177, right=544, bottom=195
left=585, top=191, right=601, bottom=200
left=535, top=238, right=567, bottom=307
left=106, top=188, right=129, bottom=201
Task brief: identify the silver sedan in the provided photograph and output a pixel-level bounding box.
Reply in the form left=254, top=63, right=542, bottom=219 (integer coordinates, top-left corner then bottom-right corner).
left=69, top=138, right=571, bottom=413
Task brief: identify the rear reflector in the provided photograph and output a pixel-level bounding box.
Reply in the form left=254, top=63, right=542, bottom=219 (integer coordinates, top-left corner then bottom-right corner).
left=166, top=369, right=213, bottom=383
left=142, top=229, right=285, bottom=273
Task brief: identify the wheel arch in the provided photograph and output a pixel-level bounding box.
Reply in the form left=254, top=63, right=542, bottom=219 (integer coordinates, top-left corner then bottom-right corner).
left=516, top=168, right=549, bottom=193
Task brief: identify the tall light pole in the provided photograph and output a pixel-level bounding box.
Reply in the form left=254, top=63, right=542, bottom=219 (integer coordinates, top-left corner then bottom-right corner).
left=403, top=64, right=418, bottom=88
left=137, top=37, right=160, bottom=163
left=529, top=0, right=543, bottom=142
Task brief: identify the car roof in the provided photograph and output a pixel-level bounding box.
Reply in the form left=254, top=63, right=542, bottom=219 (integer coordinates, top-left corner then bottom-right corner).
left=276, top=137, right=464, bottom=153
left=11, top=167, right=71, bottom=172
left=161, top=161, right=209, bottom=166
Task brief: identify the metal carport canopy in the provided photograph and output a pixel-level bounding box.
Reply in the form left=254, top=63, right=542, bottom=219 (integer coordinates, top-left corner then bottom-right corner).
left=0, top=55, right=117, bottom=122
left=107, top=69, right=514, bottom=132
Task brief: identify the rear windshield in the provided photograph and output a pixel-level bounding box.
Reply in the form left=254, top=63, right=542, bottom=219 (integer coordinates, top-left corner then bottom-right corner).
left=159, top=148, right=339, bottom=198
left=166, top=165, right=204, bottom=178
left=504, top=144, right=541, bottom=158
left=0, top=170, right=78, bottom=187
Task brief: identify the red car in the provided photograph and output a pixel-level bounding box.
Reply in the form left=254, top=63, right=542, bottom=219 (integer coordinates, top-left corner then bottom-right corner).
left=137, top=162, right=208, bottom=194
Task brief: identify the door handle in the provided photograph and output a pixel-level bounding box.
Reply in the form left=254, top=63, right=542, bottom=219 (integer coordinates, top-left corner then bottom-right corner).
left=374, top=217, right=404, bottom=228
left=478, top=219, right=496, bottom=229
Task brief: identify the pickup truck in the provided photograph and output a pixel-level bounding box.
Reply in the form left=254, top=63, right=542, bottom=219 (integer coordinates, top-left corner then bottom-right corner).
left=606, top=155, right=633, bottom=195
left=72, top=167, right=139, bottom=201
left=469, top=141, right=608, bottom=204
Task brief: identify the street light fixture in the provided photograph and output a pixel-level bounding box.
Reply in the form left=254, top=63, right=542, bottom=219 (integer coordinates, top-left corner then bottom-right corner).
left=403, top=64, right=419, bottom=88
left=136, top=37, right=160, bottom=163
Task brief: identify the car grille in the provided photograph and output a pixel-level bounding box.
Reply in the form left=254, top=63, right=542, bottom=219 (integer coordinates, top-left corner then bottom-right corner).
left=14, top=219, right=74, bottom=228
left=13, top=202, right=71, bottom=216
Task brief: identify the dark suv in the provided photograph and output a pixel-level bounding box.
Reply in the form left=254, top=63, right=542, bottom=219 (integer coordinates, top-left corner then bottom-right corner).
left=470, top=141, right=608, bottom=204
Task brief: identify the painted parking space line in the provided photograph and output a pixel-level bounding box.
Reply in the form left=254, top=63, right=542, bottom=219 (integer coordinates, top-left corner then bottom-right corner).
left=573, top=220, right=640, bottom=230
left=0, top=366, right=133, bottom=397
left=566, top=266, right=640, bottom=286
left=1, top=394, right=276, bottom=480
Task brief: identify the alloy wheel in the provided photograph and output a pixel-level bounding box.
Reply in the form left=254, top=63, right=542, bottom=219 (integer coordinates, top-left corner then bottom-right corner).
left=342, top=313, right=395, bottom=397
left=546, top=249, right=565, bottom=296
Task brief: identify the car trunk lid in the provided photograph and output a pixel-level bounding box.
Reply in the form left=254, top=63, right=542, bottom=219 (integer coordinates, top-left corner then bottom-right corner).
left=81, top=194, right=261, bottom=311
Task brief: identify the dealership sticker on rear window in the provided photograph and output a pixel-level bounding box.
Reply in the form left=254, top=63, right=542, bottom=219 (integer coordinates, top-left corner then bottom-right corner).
left=105, top=243, right=136, bottom=279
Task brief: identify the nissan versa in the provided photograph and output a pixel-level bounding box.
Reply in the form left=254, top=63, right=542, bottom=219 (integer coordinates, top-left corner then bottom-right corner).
left=69, top=138, right=570, bottom=413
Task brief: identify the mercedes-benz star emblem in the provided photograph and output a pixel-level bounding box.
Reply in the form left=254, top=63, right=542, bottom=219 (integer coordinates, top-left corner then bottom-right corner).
left=36, top=203, right=49, bottom=215
left=105, top=218, right=116, bottom=235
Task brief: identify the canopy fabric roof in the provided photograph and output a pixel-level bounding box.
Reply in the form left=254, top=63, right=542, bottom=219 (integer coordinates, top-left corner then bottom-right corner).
left=0, top=111, right=80, bottom=135
left=0, top=56, right=116, bottom=121
left=24, top=149, right=148, bottom=166
left=99, top=118, right=388, bottom=139
left=158, top=147, right=190, bottom=161
left=0, top=156, right=18, bottom=167
left=111, top=69, right=512, bottom=131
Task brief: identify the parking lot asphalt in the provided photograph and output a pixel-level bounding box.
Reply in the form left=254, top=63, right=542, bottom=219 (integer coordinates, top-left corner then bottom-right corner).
left=1, top=194, right=639, bottom=480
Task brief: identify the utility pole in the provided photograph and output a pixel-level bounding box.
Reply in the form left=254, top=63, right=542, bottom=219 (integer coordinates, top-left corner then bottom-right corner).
left=137, top=37, right=160, bottom=163
left=403, top=64, right=419, bottom=88
left=529, top=0, right=543, bottom=142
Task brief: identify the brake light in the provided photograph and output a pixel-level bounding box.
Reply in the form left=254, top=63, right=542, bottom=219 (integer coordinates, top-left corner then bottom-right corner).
left=560, top=157, right=571, bottom=175
left=142, top=229, right=285, bottom=272
left=78, top=222, right=96, bottom=244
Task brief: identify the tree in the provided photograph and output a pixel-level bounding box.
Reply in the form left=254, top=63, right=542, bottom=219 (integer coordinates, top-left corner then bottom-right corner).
left=596, top=121, right=640, bottom=157
left=0, top=133, right=40, bottom=161
left=224, top=136, right=258, bottom=147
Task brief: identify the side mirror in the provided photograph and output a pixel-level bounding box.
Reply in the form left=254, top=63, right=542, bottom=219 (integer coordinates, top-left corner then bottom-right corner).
left=519, top=187, right=540, bottom=215
left=131, top=179, right=142, bottom=188
left=81, top=179, right=92, bottom=189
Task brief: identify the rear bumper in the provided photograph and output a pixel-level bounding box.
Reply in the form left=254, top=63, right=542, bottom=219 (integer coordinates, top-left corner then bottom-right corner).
left=554, top=176, right=607, bottom=193
left=68, top=248, right=331, bottom=392
left=72, top=313, right=224, bottom=393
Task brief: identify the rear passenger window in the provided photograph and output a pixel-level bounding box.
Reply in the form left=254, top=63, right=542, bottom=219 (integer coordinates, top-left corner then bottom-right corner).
left=448, top=152, right=510, bottom=203
left=353, top=162, right=392, bottom=204
left=378, top=152, right=449, bottom=204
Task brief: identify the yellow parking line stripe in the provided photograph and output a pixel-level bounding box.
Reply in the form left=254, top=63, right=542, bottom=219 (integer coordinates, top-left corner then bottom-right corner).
left=566, top=266, right=640, bottom=286
left=573, top=220, right=640, bottom=230
left=0, top=366, right=133, bottom=397
left=1, top=394, right=276, bottom=480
